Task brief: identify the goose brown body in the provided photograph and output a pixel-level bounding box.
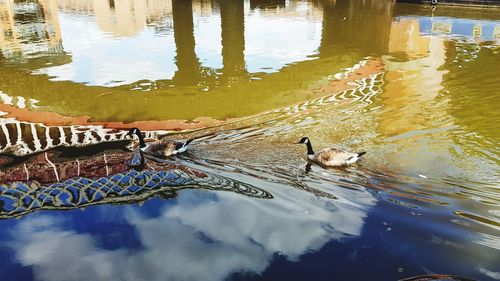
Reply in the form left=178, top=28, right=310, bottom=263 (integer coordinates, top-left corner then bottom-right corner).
left=311, top=147, right=363, bottom=166
left=142, top=139, right=187, bottom=157
left=298, top=137, right=365, bottom=167
left=127, top=128, right=193, bottom=157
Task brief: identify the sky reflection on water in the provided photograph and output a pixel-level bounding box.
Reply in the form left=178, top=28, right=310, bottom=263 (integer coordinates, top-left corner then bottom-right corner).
left=7, top=185, right=375, bottom=281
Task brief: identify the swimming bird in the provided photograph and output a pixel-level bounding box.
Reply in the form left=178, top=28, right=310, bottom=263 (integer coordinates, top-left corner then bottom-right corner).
left=298, top=137, right=365, bottom=167
left=126, top=128, right=194, bottom=158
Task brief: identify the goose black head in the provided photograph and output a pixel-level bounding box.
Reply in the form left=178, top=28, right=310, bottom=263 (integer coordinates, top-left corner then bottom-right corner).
left=126, top=128, right=146, bottom=148
left=126, top=128, right=140, bottom=138
left=298, top=137, right=310, bottom=144
left=298, top=137, right=314, bottom=155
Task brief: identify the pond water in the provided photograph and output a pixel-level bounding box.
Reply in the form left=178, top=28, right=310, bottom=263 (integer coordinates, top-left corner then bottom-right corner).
left=0, top=0, right=499, bottom=280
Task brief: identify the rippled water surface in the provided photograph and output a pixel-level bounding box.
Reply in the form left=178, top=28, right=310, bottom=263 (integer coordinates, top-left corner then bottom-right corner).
left=0, top=0, right=499, bottom=280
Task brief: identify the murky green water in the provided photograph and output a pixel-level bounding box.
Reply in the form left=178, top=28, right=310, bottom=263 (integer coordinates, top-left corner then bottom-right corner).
left=0, top=0, right=499, bottom=280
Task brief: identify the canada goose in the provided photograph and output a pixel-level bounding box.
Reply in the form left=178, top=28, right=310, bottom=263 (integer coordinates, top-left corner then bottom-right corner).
left=126, top=128, right=193, bottom=158
left=298, top=137, right=365, bottom=167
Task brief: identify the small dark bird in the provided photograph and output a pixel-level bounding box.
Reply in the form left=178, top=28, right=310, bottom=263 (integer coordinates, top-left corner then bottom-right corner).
left=126, top=128, right=193, bottom=158
left=298, top=137, right=365, bottom=167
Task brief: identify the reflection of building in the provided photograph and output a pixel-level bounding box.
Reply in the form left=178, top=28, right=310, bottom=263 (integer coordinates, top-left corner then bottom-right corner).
left=388, top=18, right=430, bottom=58
left=0, top=0, right=62, bottom=58
left=419, top=16, right=500, bottom=42
left=382, top=14, right=500, bottom=137
left=249, top=0, right=322, bottom=21
left=0, top=0, right=19, bottom=56
left=380, top=17, right=449, bottom=136
left=192, top=0, right=214, bottom=17
left=94, top=0, right=171, bottom=36
left=56, top=0, right=173, bottom=36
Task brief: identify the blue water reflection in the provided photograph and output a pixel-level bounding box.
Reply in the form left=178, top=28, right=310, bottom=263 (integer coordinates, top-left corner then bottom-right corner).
left=2, top=183, right=498, bottom=281
left=1, top=185, right=377, bottom=281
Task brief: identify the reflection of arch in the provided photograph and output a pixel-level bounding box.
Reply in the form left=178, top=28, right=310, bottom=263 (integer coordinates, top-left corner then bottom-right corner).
left=1, top=0, right=393, bottom=124
left=0, top=56, right=382, bottom=126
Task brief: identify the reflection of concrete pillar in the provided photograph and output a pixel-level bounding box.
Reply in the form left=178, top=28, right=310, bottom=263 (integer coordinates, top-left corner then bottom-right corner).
left=0, top=0, right=64, bottom=55
left=319, top=0, right=394, bottom=57
left=38, top=0, right=63, bottom=52
left=0, top=0, right=17, bottom=52
left=172, top=0, right=200, bottom=86
left=220, top=0, right=247, bottom=83
left=318, top=0, right=336, bottom=57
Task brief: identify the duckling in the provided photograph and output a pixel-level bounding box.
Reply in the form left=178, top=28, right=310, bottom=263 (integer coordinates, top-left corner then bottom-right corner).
left=126, top=128, right=193, bottom=158
left=298, top=137, right=365, bottom=167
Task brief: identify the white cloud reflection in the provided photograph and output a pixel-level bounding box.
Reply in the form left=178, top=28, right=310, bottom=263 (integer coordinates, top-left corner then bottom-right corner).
left=36, top=13, right=178, bottom=87
left=244, top=15, right=322, bottom=73
left=10, top=185, right=375, bottom=281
